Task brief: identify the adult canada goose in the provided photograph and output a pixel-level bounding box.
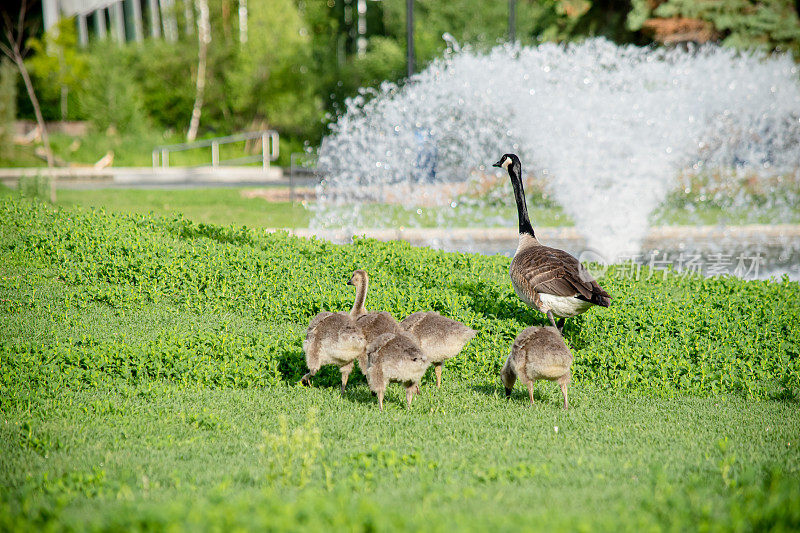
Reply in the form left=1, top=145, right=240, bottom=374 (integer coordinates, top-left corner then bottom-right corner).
left=493, top=153, right=610, bottom=332
left=400, top=311, right=476, bottom=388
left=501, top=326, right=573, bottom=409
left=365, top=332, right=430, bottom=411
left=348, top=269, right=402, bottom=374
left=300, top=273, right=368, bottom=394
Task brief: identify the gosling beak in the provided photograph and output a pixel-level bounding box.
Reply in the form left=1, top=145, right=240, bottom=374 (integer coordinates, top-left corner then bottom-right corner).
left=492, top=160, right=503, bottom=168
left=347, top=278, right=354, bottom=286
left=505, top=387, right=512, bottom=398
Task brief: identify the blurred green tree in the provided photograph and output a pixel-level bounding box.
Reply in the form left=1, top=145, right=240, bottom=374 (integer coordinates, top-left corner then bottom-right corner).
left=0, top=58, right=17, bottom=160
left=627, top=0, right=800, bottom=55
left=229, top=0, right=321, bottom=137
left=25, top=17, right=88, bottom=120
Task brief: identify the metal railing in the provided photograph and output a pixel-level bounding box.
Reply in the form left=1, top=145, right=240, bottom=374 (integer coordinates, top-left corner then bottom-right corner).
left=152, top=130, right=280, bottom=170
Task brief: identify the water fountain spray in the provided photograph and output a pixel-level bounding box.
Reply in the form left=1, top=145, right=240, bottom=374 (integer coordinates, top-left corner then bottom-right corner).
left=314, top=38, right=800, bottom=262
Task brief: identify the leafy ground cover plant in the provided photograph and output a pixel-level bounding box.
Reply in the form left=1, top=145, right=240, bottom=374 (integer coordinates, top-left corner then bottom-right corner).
left=2, top=194, right=797, bottom=400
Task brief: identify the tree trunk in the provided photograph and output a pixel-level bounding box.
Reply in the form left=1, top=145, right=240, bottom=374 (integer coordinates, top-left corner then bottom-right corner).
left=186, top=0, right=210, bottom=142
left=14, top=46, right=56, bottom=202
left=14, top=50, right=53, bottom=169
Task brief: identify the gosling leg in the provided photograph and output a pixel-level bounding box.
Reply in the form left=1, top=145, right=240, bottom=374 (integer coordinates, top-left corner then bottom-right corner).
left=299, top=372, right=314, bottom=387
left=406, top=386, right=415, bottom=409
left=561, top=382, right=569, bottom=410
left=339, top=361, right=354, bottom=396
left=546, top=310, right=559, bottom=330
left=377, top=390, right=384, bottom=411
left=527, top=381, right=535, bottom=406
left=434, top=363, right=443, bottom=388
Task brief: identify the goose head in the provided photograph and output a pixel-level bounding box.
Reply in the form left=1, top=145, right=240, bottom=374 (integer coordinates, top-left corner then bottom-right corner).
left=492, top=153, right=520, bottom=171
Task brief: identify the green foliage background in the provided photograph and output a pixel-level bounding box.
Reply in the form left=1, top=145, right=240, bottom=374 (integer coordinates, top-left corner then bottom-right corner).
left=627, top=0, right=800, bottom=55
left=13, top=0, right=800, bottom=156
left=0, top=58, right=17, bottom=161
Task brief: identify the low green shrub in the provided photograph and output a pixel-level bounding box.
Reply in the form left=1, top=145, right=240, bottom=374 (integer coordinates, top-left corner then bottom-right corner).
left=1, top=194, right=798, bottom=405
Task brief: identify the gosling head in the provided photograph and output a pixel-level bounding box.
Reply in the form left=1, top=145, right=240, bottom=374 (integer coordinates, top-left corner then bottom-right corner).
left=347, top=269, right=368, bottom=287
left=492, top=153, right=519, bottom=171
left=500, top=354, right=516, bottom=398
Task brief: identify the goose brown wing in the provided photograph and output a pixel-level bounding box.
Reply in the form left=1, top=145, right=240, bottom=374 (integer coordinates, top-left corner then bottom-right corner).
left=512, top=246, right=609, bottom=302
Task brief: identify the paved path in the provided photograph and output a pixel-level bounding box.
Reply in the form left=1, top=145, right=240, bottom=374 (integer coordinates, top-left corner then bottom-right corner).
left=0, top=166, right=311, bottom=189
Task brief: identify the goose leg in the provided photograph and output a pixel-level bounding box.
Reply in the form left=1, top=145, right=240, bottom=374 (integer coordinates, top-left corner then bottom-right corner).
left=561, top=382, right=569, bottom=410
left=527, top=381, right=535, bottom=406
left=434, top=363, right=443, bottom=388
left=339, top=361, right=354, bottom=395
left=377, top=389, right=384, bottom=411
left=556, top=318, right=565, bottom=333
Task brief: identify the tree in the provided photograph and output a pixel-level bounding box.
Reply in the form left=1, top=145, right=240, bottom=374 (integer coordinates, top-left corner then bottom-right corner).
left=187, top=0, right=210, bottom=142
left=26, top=17, right=89, bottom=121
left=0, top=58, right=17, bottom=161
left=230, top=0, right=321, bottom=136
left=0, top=0, right=55, bottom=201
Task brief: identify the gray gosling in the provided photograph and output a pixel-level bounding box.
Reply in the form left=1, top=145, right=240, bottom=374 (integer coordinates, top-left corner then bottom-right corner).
left=300, top=273, right=368, bottom=394
left=348, top=269, right=402, bottom=374
left=501, top=326, right=573, bottom=409
left=365, top=332, right=430, bottom=411
left=401, top=311, right=476, bottom=388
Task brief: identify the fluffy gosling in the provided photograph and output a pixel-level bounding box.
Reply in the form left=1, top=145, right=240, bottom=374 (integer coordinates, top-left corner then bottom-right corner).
left=365, top=332, right=429, bottom=411
left=400, top=311, right=476, bottom=388
left=501, top=326, right=573, bottom=409
left=348, top=269, right=402, bottom=374
left=300, top=274, right=368, bottom=394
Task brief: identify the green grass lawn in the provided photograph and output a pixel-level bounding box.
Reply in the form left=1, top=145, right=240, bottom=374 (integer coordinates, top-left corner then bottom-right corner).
left=2, top=381, right=797, bottom=530
left=54, top=187, right=311, bottom=229
left=5, top=183, right=791, bottom=231
left=47, top=185, right=570, bottom=229
left=1, top=193, right=798, bottom=530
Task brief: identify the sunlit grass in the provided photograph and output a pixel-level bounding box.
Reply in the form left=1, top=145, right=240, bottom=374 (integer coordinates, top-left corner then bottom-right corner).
left=54, top=187, right=311, bottom=229
left=1, top=192, right=798, bottom=530
left=47, top=186, right=800, bottom=230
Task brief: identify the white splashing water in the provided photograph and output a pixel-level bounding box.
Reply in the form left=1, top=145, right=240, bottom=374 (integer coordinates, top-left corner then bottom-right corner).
left=313, top=38, right=800, bottom=261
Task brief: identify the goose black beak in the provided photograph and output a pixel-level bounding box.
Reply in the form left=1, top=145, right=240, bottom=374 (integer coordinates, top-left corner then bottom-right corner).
left=347, top=278, right=354, bottom=285
left=492, top=160, right=503, bottom=168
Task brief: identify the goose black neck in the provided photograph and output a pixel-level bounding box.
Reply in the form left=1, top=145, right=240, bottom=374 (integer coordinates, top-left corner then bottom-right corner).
left=508, top=162, right=535, bottom=237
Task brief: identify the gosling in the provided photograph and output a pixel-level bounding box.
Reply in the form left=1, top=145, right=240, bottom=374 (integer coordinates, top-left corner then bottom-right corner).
left=300, top=274, right=368, bottom=394
left=501, top=326, right=573, bottom=409
left=401, top=311, right=476, bottom=388
left=365, top=332, right=430, bottom=411
left=348, top=269, right=402, bottom=374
